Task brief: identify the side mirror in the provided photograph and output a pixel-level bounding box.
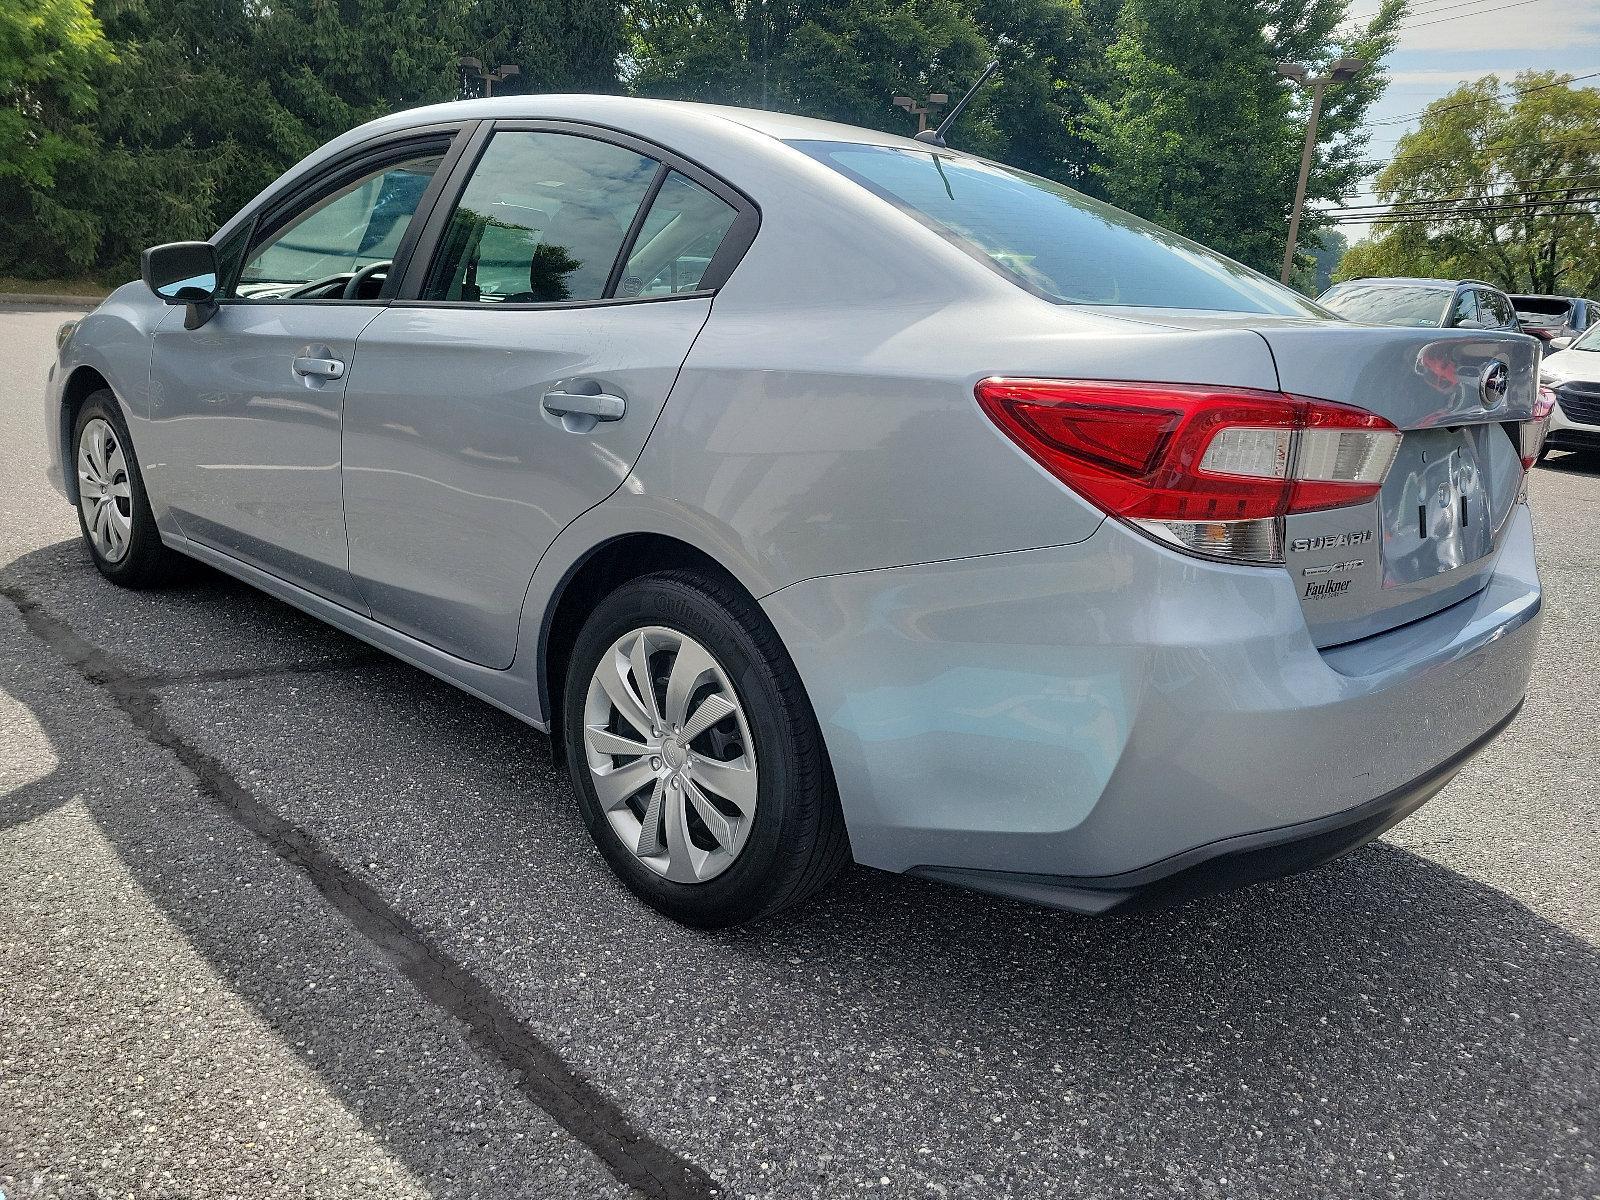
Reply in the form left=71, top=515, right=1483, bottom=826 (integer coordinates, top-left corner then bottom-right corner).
left=1453, top=317, right=1487, bottom=330
left=1548, top=336, right=1573, bottom=351
left=141, top=241, right=220, bottom=329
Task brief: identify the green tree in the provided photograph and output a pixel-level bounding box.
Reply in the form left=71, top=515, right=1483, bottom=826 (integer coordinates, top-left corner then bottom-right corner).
left=463, top=0, right=626, bottom=94
left=4, top=0, right=470, bottom=278
left=0, top=0, right=115, bottom=272
left=624, top=0, right=1109, bottom=176
left=1334, top=72, right=1600, bottom=296
left=1085, top=0, right=1402, bottom=273
left=1292, top=227, right=1345, bottom=293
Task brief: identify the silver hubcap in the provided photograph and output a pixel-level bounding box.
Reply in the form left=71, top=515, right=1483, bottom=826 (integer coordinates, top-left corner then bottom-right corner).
left=77, top=418, right=133, bottom=563
left=583, top=626, right=758, bottom=883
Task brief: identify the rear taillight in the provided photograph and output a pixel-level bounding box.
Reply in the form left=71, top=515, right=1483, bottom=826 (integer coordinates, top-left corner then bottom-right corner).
left=974, top=378, right=1401, bottom=564
left=1521, top=386, right=1557, bottom=470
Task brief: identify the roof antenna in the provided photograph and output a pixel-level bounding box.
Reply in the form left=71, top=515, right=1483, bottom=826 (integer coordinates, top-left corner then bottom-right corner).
left=915, top=59, right=999, bottom=149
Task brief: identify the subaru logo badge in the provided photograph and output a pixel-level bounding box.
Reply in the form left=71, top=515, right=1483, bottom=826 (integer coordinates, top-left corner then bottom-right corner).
left=1479, top=359, right=1509, bottom=409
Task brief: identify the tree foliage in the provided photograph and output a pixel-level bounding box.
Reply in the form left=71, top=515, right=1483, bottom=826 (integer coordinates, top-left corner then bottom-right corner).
left=0, top=0, right=115, bottom=265
left=1336, top=72, right=1600, bottom=296
left=1085, top=0, right=1402, bottom=273
left=3, top=0, right=1405, bottom=283
left=623, top=0, right=1103, bottom=174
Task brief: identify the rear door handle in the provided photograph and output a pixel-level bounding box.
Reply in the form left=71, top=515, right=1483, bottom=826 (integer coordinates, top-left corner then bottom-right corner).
left=542, top=389, right=626, bottom=421
left=292, top=355, right=345, bottom=380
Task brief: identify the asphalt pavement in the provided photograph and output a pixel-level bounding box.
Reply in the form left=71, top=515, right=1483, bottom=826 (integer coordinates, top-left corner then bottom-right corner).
left=1, top=305, right=1596, bottom=1199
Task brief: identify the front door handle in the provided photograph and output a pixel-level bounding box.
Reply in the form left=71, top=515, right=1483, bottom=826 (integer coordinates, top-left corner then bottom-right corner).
left=292, top=355, right=345, bottom=380
left=542, top=389, right=626, bottom=421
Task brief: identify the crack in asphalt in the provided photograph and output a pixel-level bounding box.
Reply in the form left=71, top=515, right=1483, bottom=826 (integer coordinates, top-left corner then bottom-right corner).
left=0, top=582, right=722, bottom=1200
left=137, top=654, right=387, bottom=688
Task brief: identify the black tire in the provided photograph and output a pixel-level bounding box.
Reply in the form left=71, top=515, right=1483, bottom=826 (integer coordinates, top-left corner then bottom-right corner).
left=562, top=570, right=850, bottom=927
left=72, top=390, right=183, bottom=588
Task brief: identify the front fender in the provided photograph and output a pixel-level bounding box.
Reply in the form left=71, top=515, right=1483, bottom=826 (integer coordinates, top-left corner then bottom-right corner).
left=49, top=282, right=169, bottom=507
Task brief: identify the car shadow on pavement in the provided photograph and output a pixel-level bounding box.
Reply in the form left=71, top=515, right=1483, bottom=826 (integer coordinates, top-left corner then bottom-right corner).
left=3, top=537, right=1595, bottom=1196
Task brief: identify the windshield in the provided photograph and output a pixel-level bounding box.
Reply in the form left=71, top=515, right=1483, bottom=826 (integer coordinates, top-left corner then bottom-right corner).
left=789, top=140, right=1323, bottom=317
left=1569, top=322, right=1600, bottom=351
left=1317, top=282, right=1450, bottom=327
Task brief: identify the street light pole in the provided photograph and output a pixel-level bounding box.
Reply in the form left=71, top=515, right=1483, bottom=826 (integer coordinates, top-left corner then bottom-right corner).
left=458, top=56, right=521, bottom=99
left=892, top=92, right=949, bottom=134
left=1277, top=57, right=1364, bottom=286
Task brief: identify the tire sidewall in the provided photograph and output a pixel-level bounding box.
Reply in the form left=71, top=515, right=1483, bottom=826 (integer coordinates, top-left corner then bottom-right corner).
left=563, top=574, right=820, bottom=927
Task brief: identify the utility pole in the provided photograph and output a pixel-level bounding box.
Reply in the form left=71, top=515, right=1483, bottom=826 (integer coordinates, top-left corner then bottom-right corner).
left=893, top=91, right=950, bottom=134
left=1277, top=57, right=1363, bottom=286
left=458, top=56, right=521, bottom=100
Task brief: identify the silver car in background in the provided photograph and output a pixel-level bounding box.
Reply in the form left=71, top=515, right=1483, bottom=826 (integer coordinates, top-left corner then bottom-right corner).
left=45, top=97, right=1543, bottom=926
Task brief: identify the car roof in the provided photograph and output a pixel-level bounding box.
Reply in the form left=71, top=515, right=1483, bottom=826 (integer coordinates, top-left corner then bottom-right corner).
left=1333, top=277, right=1500, bottom=291
left=375, top=94, right=931, bottom=152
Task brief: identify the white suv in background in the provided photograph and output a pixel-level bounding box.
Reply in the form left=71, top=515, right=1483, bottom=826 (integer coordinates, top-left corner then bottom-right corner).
left=1539, top=323, right=1600, bottom=461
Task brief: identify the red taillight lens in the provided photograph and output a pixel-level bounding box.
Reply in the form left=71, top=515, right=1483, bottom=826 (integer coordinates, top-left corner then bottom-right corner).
left=975, top=377, right=1402, bottom=562
left=1522, top=386, right=1557, bottom=469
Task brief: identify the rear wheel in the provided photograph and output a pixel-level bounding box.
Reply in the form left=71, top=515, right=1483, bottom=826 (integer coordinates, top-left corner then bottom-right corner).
left=73, top=390, right=181, bottom=587
left=562, top=570, right=849, bottom=927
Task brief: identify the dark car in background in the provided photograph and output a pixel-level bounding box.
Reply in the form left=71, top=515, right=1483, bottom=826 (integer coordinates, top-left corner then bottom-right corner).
left=1319, top=277, right=1525, bottom=333
left=1510, top=294, right=1597, bottom=344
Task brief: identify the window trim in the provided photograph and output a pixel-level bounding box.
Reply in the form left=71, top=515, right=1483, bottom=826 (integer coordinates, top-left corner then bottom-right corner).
left=211, top=121, right=478, bottom=307
left=392, top=117, right=761, bottom=311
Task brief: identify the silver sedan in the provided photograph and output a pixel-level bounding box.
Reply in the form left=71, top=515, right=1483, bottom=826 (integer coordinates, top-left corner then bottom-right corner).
left=45, top=96, right=1543, bottom=926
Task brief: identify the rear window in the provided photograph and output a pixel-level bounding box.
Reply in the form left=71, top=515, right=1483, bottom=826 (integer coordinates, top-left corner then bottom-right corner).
left=790, top=140, right=1321, bottom=317
left=1318, top=283, right=1450, bottom=327
left=1510, top=296, right=1572, bottom=322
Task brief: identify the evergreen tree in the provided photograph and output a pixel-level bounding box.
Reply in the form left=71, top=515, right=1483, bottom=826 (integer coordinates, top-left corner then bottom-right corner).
left=624, top=0, right=1108, bottom=178
left=463, top=0, right=626, bottom=94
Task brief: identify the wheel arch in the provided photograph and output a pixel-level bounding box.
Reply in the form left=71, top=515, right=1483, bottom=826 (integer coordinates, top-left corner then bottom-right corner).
left=59, top=365, right=116, bottom=504
left=537, top=532, right=756, bottom=747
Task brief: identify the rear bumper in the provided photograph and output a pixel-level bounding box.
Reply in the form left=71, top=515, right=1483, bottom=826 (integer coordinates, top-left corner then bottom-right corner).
left=764, top=503, right=1541, bottom=890
left=910, top=699, right=1521, bottom=914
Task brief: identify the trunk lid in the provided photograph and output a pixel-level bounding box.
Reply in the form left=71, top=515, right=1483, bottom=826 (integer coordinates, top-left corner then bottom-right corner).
left=1085, top=309, right=1539, bottom=646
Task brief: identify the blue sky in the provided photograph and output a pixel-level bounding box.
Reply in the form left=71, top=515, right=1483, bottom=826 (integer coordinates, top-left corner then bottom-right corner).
left=1330, top=0, right=1600, bottom=242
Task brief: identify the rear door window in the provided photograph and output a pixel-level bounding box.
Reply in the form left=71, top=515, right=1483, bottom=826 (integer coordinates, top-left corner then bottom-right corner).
left=423, top=131, right=659, bottom=304
left=1478, top=290, right=1517, bottom=328
left=1448, top=290, right=1478, bottom=327
left=617, top=172, right=738, bottom=297
left=790, top=140, right=1322, bottom=316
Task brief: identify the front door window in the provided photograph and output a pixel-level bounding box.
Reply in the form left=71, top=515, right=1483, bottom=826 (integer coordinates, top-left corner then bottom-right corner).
left=234, top=152, right=445, bottom=301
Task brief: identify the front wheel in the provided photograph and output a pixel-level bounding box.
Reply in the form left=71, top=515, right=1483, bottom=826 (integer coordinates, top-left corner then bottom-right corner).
left=562, top=570, right=849, bottom=927
left=72, top=390, right=182, bottom=587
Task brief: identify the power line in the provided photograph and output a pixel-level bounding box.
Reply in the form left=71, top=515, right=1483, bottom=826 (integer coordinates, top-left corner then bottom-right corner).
left=1343, top=170, right=1600, bottom=196
left=1338, top=194, right=1600, bottom=213
left=1330, top=179, right=1600, bottom=212
left=1346, top=0, right=1470, bottom=21
left=1330, top=201, right=1600, bottom=224
left=1349, top=0, right=1522, bottom=30
left=1331, top=203, right=1600, bottom=224
left=1371, top=69, right=1600, bottom=127
left=1396, top=0, right=1547, bottom=32
left=1337, top=0, right=1464, bottom=33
